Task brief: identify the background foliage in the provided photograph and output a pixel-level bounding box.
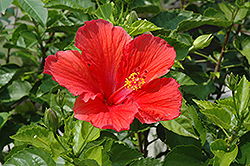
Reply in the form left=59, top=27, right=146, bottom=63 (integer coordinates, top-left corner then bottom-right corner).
left=1, top=0, right=250, bottom=165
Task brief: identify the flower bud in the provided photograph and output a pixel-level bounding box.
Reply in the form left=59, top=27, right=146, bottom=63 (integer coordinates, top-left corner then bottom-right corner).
left=192, top=34, right=214, bottom=50
left=55, top=89, right=66, bottom=108
left=226, top=73, right=239, bottom=91
left=44, top=108, right=59, bottom=132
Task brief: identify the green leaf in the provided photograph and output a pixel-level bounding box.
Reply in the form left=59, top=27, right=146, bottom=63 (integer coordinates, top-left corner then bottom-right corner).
left=44, top=0, right=95, bottom=12
left=234, top=75, right=250, bottom=118
left=182, top=79, right=216, bottom=100
left=194, top=100, right=232, bottom=129
left=160, top=101, right=199, bottom=140
left=0, top=123, right=20, bottom=151
left=95, top=3, right=114, bottom=23
left=0, top=64, right=20, bottom=88
left=130, top=0, right=161, bottom=13
left=4, top=147, right=56, bottom=166
left=129, top=118, right=151, bottom=133
left=234, top=37, right=250, bottom=64
left=159, top=34, right=191, bottom=59
left=107, top=142, right=143, bottom=166
left=131, top=158, right=162, bottom=166
left=73, top=120, right=101, bottom=154
left=210, top=139, right=238, bottom=166
left=12, top=24, right=28, bottom=45
left=163, top=145, right=204, bottom=166
left=121, top=20, right=161, bottom=36
left=0, top=110, right=14, bottom=130
left=20, top=31, right=37, bottom=47
left=83, top=146, right=103, bottom=166
left=166, top=71, right=197, bottom=86
left=237, top=131, right=250, bottom=165
left=10, top=125, right=64, bottom=160
left=204, top=8, right=228, bottom=21
left=0, top=0, right=14, bottom=14
left=18, top=0, right=48, bottom=27
left=150, top=9, right=231, bottom=32
left=0, top=80, right=32, bottom=103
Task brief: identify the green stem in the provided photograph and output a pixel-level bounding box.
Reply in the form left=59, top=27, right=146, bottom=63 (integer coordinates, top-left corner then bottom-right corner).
left=129, top=20, right=146, bottom=36
left=76, top=125, right=95, bottom=157
left=34, top=135, right=50, bottom=147
left=194, top=51, right=217, bottom=64
left=116, top=1, right=124, bottom=24
left=54, top=133, right=68, bottom=151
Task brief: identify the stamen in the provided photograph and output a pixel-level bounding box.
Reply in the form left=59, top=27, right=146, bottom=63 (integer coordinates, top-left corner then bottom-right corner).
left=124, top=72, right=145, bottom=90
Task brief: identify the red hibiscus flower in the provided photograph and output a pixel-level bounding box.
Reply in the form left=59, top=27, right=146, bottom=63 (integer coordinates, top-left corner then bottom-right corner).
left=44, top=19, right=182, bottom=132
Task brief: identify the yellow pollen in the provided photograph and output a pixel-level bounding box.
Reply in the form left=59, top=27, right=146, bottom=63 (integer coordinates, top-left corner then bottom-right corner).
left=124, top=72, right=145, bottom=90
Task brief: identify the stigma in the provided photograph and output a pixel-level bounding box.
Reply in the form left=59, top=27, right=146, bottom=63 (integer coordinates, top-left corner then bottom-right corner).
left=124, top=72, right=145, bottom=90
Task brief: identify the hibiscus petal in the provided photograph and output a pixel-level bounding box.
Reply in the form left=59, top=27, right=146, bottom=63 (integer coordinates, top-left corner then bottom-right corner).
left=75, top=19, right=132, bottom=98
left=130, top=77, right=182, bottom=123
left=74, top=96, right=138, bottom=132
left=44, top=50, right=102, bottom=102
left=117, top=34, right=176, bottom=88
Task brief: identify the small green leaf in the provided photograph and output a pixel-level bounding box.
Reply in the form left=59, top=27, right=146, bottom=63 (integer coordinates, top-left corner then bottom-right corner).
left=159, top=34, right=191, bottom=60
left=0, top=110, right=14, bottom=130
left=194, top=100, right=232, bottom=130
left=44, top=0, right=95, bottom=12
left=121, top=20, right=161, bottom=36
left=73, top=121, right=101, bottom=154
left=95, top=3, right=114, bottom=23
left=163, top=145, right=204, bottom=166
left=107, top=142, right=143, bottom=166
left=0, top=80, right=32, bottom=103
left=237, top=131, right=250, bottom=165
left=234, top=75, right=250, bottom=118
left=0, top=0, right=14, bottom=14
left=160, top=101, right=199, bottom=140
left=83, top=146, right=103, bottom=166
left=0, top=64, right=20, bottom=88
left=210, top=139, right=238, bottom=166
left=4, top=147, right=56, bottom=166
left=166, top=71, right=197, bottom=86
left=131, top=158, right=162, bottom=166
left=204, top=8, right=227, bottom=21
left=18, top=0, right=48, bottom=27
left=150, top=9, right=231, bottom=32
left=234, top=37, right=250, bottom=64
left=20, top=31, right=37, bottom=47
left=12, top=24, right=28, bottom=45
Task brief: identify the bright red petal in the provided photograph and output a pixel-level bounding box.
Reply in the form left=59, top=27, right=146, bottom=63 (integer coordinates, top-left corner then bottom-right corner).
left=75, top=19, right=132, bottom=98
left=44, top=50, right=102, bottom=102
left=130, top=78, right=182, bottom=123
left=117, top=34, right=176, bottom=89
left=73, top=96, right=138, bottom=132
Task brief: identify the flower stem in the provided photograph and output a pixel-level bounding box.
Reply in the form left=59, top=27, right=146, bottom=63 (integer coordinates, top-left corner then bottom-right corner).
left=194, top=51, right=217, bottom=64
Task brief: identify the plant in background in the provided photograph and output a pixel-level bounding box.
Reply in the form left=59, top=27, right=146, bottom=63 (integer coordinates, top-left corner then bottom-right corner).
left=1, top=0, right=250, bottom=165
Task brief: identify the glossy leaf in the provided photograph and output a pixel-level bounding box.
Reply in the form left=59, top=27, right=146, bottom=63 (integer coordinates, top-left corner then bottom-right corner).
left=83, top=146, right=103, bottom=166
left=160, top=101, right=199, bottom=140
left=150, top=9, right=231, bottom=32
left=44, top=0, right=95, bottom=12
left=0, top=64, right=20, bottom=88
left=107, top=142, right=143, bottom=166
left=121, top=20, right=161, bottom=36
left=0, top=0, right=14, bottom=14
left=4, top=147, right=56, bottom=166
left=73, top=120, right=101, bottom=154
left=210, top=139, right=238, bottom=166
left=18, top=0, right=48, bottom=27
left=234, top=37, right=250, bottom=64
left=0, top=110, right=14, bottom=130
left=194, top=100, right=232, bottom=129
left=163, top=145, right=204, bottom=166
left=234, top=75, right=250, bottom=118
left=166, top=71, right=197, bottom=86
left=0, top=80, right=32, bottom=103
left=237, top=131, right=250, bottom=165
